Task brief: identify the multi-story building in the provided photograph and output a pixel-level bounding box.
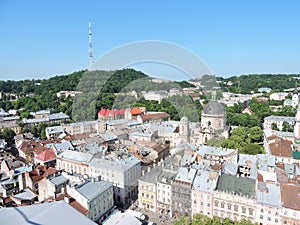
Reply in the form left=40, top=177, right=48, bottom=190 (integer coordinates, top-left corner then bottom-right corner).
left=264, top=116, right=295, bottom=131
left=214, top=174, right=257, bottom=223
left=56, top=150, right=93, bottom=175
left=88, top=151, right=141, bottom=206
left=171, top=167, right=197, bottom=218
left=192, top=170, right=218, bottom=218
left=255, top=182, right=282, bottom=225
left=67, top=179, right=114, bottom=222
left=138, top=167, right=160, bottom=212
left=62, top=120, right=106, bottom=135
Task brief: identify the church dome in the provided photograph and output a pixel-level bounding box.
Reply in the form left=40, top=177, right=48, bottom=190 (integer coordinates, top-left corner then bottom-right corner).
left=293, top=87, right=298, bottom=95
left=180, top=116, right=189, bottom=122
left=203, top=101, right=225, bottom=115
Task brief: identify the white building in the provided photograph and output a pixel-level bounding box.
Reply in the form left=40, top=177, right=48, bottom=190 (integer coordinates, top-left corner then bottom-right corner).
left=263, top=116, right=295, bottom=131
left=67, top=179, right=114, bottom=221
left=88, top=152, right=141, bottom=206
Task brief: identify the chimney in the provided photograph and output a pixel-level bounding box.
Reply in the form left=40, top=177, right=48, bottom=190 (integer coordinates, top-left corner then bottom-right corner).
left=64, top=196, right=70, bottom=203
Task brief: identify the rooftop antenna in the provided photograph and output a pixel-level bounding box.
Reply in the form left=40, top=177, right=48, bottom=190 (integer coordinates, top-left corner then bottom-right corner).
left=88, top=20, right=94, bottom=69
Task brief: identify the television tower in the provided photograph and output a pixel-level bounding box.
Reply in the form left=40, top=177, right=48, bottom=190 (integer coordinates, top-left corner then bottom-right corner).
left=88, top=20, right=94, bottom=69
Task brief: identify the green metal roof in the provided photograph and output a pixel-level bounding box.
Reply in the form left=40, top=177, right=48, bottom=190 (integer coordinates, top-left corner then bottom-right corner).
left=216, top=174, right=256, bottom=199
left=293, top=151, right=300, bottom=160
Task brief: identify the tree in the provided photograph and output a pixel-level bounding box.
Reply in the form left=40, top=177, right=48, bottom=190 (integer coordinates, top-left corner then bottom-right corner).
left=0, top=128, right=15, bottom=142
left=271, top=122, right=279, bottom=131
left=282, top=121, right=293, bottom=132
left=173, top=216, right=190, bottom=225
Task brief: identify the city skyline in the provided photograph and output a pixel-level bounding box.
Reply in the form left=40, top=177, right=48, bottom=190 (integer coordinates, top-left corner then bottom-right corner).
left=1, top=1, right=300, bottom=80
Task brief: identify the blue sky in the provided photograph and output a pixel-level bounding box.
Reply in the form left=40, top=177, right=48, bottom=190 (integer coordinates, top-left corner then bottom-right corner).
left=1, top=0, right=300, bottom=80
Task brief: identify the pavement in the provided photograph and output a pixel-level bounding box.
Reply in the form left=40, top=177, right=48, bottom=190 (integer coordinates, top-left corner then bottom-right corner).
left=137, top=208, right=173, bottom=225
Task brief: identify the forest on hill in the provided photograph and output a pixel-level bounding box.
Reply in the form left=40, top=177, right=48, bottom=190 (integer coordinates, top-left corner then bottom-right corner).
left=217, top=74, right=300, bottom=94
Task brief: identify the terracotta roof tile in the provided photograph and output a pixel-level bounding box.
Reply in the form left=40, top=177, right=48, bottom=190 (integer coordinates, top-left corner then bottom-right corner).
left=70, top=200, right=89, bottom=215
left=281, top=183, right=300, bottom=210
left=130, top=107, right=142, bottom=115
left=36, top=148, right=56, bottom=162
left=269, top=137, right=293, bottom=157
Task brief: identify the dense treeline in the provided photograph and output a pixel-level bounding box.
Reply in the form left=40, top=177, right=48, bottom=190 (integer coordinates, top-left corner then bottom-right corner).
left=218, top=74, right=300, bottom=94
left=174, top=214, right=257, bottom=225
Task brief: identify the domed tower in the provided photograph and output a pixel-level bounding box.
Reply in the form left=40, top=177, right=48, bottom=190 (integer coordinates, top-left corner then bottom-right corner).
left=200, top=101, right=227, bottom=144
left=292, top=84, right=299, bottom=108
left=179, top=116, right=190, bottom=142
left=201, top=101, right=226, bottom=130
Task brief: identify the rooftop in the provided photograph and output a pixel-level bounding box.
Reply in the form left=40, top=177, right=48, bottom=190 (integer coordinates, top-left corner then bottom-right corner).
left=216, top=174, right=256, bottom=199
left=193, top=170, right=219, bottom=193
left=75, top=180, right=112, bottom=201
left=0, top=200, right=97, bottom=225
left=256, top=182, right=281, bottom=207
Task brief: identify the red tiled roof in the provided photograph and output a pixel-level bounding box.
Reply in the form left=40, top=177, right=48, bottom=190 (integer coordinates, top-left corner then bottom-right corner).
left=269, top=136, right=293, bottom=157
left=36, top=148, right=56, bottom=162
left=130, top=107, right=142, bottom=115
left=19, top=140, right=46, bottom=155
left=70, top=200, right=89, bottom=215
left=141, top=112, right=170, bottom=122
left=98, top=108, right=126, bottom=116
left=281, top=183, right=300, bottom=210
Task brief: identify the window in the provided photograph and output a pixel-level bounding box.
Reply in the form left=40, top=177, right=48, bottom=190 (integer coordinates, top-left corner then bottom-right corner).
left=275, top=219, right=278, bottom=223
left=207, top=203, right=210, bottom=208
left=260, top=215, right=263, bottom=219
left=234, top=205, right=238, bottom=212
left=268, top=217, right=271, bottom=221
left=242, top=207, right=246, bottom=213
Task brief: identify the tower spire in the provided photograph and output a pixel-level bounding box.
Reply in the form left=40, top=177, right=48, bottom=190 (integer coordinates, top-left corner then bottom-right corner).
left=88, top=20, right=94, bottom=69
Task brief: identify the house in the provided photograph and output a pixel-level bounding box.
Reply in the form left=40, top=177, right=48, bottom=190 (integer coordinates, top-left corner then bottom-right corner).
left=10, top=188, right=38, bottom=206
left=35, top=148, right=56, bottom=168
left=242, top=107, right=254, bottom=115
left=45, top=125, right=65, bottom=139
left=38, top=173, right=69, bottom=202
left=18, top=140, right=47, bottom=163
left=270, top=92, right=289, bottom=101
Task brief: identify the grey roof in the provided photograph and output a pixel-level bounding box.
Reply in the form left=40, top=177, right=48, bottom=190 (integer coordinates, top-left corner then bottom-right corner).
left=49, top=112, right=69, bottom=120
left=174, top=167, right=197, bottom=184
left=257, top=154, right=275, bottom=171
left=193, top=170, right=219, bottom=193
left=197, top=145, right=236, bottom=157
left=13, top=188, right=37, bottom=201
left=256, top=182, right=281, bottom=207
left=0, top=200, right=97, bottom=225
left=59, top=150, right=93, bottom=163
left=203, top=101, right=225, bottom=115
left=49, top=174, right=69, bottom=186
left=75, top=180, right=112, bottom=201
left=223, top=162, right=238, bottom=175
left=216, top=174, right=256, bottom=199
left=263, top=130, right=294, bottom=139
left=139, top=166, right=163, bottom=183
left=47, top=141, right=74, bottom=152
left=284, top=163, right=294, bottom=175
left=46, top=126, right=64, bottom=135
left=89, top=154, right=140, bottom=173
left=264, top=116, right=295, bottom=123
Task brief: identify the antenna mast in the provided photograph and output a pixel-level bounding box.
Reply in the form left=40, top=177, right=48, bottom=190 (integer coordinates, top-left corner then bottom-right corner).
left=88, top=20, right=94, bottom=69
